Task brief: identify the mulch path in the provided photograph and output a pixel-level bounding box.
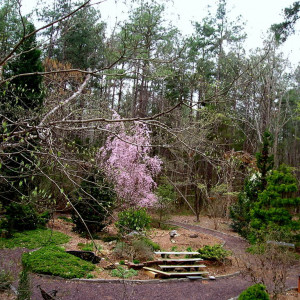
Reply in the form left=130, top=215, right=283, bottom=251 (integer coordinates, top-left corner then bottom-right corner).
left=1, top=222, right=299, bottom=300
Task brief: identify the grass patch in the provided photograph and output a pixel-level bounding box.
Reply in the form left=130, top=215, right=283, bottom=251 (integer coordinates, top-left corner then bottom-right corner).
left=0, top=228, right=70, bottom=249
left=22, top=246, right=95, bottom=279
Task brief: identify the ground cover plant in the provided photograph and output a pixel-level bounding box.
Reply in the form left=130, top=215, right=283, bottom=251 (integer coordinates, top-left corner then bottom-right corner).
left=111, top=266, right=138, bottom=278
left=22, top=246, right=95, bottom=279
left=0, top=228, right=70, bottom=249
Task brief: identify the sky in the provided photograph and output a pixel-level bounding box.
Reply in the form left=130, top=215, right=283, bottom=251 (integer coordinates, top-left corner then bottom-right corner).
left=20, top=0, right=300, bottom=68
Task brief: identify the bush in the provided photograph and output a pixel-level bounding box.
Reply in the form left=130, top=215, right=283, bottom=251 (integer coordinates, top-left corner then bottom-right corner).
left=22, top=246, right=95, bottom=279
left=238, top=284, right=270, bottom=300
left=116, top=208, right=151, bottom=234
left=72, top=171, right=115, bottom=234
left=230, top=174, right=261, bottom=238
left=250, top=165, right=300, bottom=243
left=113, top=237, right=157, bottom=262
left=111, top=266, right=138, bottom=278
left=196, top=244, right=231, bottom=262
left=1, top=202, right=50, bottom=234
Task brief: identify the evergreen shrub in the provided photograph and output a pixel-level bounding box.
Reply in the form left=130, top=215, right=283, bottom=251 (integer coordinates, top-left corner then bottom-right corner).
left=238, top=284, right=270, bottom=300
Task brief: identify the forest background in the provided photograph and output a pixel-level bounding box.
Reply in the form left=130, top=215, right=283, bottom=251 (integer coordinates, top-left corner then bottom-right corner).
left=0, top=0, right=299, bottom=235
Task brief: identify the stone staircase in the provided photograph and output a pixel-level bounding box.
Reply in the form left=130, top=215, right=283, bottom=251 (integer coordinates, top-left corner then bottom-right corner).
left=142, top=251, right=208, bottom=279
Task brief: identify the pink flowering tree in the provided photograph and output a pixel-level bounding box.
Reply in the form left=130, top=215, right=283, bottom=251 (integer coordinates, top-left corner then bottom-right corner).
left=97, top=113, right=162, bottom=207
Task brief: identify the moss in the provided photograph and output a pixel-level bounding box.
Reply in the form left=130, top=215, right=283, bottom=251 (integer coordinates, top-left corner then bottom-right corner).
left=22, top=246, right=95, bottom=279
left=0, top=228, right=70, bottom=249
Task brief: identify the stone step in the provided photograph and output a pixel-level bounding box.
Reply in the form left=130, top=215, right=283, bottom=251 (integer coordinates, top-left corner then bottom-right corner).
left=158, top=264, right=206, bottom=269
left=143, top=267, right=208, bottom=277
left=154, top=251, right=199, bottom=255
left=160, top=258, right=203, bottom=262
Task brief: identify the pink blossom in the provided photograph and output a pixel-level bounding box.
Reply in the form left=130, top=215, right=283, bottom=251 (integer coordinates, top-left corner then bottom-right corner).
left=97, top=113, right=162, bottom=207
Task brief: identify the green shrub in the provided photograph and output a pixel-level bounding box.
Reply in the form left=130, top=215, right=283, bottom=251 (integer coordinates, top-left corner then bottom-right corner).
left=0, top=228, right=70, bottom=249
left=116, top=208, right=151, bottom=234
left=113, top=237, right=156, bottom=262
left=72, top=171, right=115, bottom=234
left=196, top=244, right=231, bottom=262
left=22, top=246, right=95, bottom=279
left=1, top=202, right=50, bottom=234
left=111, top=266, right=138, bottom=278
left=238, top=284, right=270, bottom=300
left=250, top=165, right=300, bottom=243
left=140, top=237, right=160, bottom=251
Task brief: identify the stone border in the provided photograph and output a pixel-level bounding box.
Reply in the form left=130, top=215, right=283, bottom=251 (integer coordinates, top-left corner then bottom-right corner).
left=70, top=271, right=241, bottom=284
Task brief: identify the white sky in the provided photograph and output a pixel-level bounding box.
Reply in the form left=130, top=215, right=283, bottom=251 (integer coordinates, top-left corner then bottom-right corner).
left=20, top=0, right=300, bottom=68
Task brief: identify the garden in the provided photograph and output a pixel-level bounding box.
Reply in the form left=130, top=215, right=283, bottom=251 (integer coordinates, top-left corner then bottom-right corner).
left=1, top=0, right=300, bottom=298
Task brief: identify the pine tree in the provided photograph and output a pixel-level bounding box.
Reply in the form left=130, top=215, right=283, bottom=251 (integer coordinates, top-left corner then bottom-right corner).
left=250, top=165, right=300, bottom=242
left=4, top=21, right=44, bottom=111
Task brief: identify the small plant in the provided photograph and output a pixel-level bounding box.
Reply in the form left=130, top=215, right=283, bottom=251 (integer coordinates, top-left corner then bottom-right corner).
left=78, top=242, right=102, bottom=252
left=0, top=228, right=70, bottom=249
left=86, top=274, right=94, bottom=279
left=101, top=235, right=119, bottom=242
left=116, top=208, right=151, bottom=234
left=22, top=246, right=95, bottom=279
left=132, top=259, right=140, bottom=264
left=0, top=268, right=13, bottom=291
left=196, top=244, right=231, bottom=262
left=58, top=216, right=73, bottom=223
left=238, top=284, right=270, bottom=300
left=119, top=260, right=125, bottom=265
left=17, top=268, right=31, bottom=300
left=111, top=266, right=138, bottom=278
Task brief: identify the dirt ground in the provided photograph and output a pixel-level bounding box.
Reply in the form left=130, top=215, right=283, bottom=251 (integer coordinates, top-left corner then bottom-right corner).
left=46, top=216, right=239, bottom=280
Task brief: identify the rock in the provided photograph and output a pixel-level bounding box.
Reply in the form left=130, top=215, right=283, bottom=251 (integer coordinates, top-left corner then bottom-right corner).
left=189, top=234, right=199, bottom=238
left=171, top=239, right=176, bottom=243
left=169, top=230, right=178, bottom=238
left=209, top=276, right=216, bottom=280
left=127, top=230, right=140, bottom=236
